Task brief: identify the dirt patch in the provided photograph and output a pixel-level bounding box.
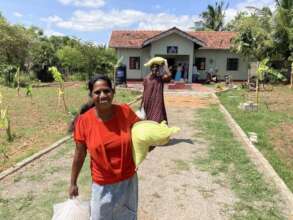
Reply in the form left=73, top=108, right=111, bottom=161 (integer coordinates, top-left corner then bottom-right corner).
left=0, top=92, right=237, bottom=220
left=137, top=94, right=237, bottom=220
left=269, top=123, right=293, bottom=167
left=165, top=95, right=218, bottom=109
left=261, top=87, right=293, bottom=113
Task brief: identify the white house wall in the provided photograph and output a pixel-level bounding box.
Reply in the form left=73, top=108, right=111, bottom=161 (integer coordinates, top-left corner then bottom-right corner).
left=115, top=39, right=248, bottom=81
left=195, top=49, right=248, bottom=80
left=150, top=33, right=194, bottom=82
left=117, top=47, right=150, bottom=79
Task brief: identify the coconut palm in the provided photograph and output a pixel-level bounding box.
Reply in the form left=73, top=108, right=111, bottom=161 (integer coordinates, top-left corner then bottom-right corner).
left=200, top=1, right=228, bottom=31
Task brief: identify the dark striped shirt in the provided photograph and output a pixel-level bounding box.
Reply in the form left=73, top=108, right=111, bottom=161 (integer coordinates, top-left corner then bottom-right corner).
left=142, top=74, right=167, bottom=123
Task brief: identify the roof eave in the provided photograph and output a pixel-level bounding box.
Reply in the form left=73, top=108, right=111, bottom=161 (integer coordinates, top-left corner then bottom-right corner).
left=142, top=27, right=206, bottom=47
left=109, top=45, right=143, bottom=49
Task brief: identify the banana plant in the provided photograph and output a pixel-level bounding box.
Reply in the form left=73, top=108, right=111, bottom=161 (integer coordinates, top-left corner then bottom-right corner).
left=26, top=84, right=33, bottom=97
left=0, top=108, right=13, bottom=142
left=0, top=92, right=2, bottom=105
left=0, top=144, right=8, bottom=161
left=255, top=58, right=285, bottom=106
left=0, top=92, right=13, bottom=142
left=48, top=66, right=68, bottom=113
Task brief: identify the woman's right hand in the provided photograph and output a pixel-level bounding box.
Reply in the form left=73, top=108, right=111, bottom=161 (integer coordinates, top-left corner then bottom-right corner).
left=68, top=184, right=79, bottom=198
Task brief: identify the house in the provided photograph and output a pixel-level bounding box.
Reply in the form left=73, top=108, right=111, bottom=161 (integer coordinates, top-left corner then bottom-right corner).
left=109, top=27, right=248, bottom=82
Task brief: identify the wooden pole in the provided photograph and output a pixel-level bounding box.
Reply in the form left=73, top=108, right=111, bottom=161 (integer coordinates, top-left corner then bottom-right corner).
left=16, top=67, right=20, bottom=96
left=290, top=67, right=293, bottom=89
left=256, top=62, right=259, bottom=109
left=256, top=78, right=259, bottom=104
left=113, top=66, right=116, bottom=90
left=247, top=64, right=251, bottom=86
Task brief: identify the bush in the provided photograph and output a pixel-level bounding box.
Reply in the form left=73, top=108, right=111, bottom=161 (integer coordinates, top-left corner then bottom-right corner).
left=0, top=64, right=17, bottom=86
left=13, top=72, right=36, bottom=87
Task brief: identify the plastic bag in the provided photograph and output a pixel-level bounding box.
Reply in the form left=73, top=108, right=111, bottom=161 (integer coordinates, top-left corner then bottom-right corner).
left=52, top=198, right=90, bottom=220
left=131, top=120, right=180, bottom=166
left=135, top=107, right=146, bottom=120
left=144, top=57, right=166, bottom=67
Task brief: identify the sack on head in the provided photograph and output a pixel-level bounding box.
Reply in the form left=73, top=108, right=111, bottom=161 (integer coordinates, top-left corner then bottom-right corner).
left=144, top=57, right=166, bottom=67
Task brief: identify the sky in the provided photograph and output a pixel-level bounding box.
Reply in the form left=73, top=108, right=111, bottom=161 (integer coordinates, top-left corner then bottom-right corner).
left=0, top=0, right=275, bottom=45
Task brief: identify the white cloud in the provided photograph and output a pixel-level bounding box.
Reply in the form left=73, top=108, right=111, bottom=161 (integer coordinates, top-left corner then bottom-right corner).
left=137, top=13, right=198, bottom=30
left=224, top=0, right=276, bottom=23
left=44, top=0, right=275, bottom=33
left=41, top=15, right=63, bottom=23
left=44, top=29, right=65, bottom=36
left=57, top=0, right=105, bottom=8
left=45, top=9, right=199, bottom=32
left=13, top=12, right=23, bottom=17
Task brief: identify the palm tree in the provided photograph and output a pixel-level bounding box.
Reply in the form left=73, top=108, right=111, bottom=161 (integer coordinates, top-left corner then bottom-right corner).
left=200, top=1, right=228, bottom=31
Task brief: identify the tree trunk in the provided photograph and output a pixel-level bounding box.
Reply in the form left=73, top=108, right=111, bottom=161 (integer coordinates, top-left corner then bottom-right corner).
left=17, top=68, right=20, bottom=96
left=256, top=78, right=259, bottom=105
left=6, top=118, right=13, bottom=142
left=247, top=66, right=251, bottom=86
left=290, top=63, right=293, bottom=89
left=113, top=66, right=116, bottom=89
left=256, top=61, right=260, bottom=110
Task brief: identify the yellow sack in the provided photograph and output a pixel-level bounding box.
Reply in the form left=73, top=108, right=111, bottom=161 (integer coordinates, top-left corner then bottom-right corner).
left=144, top=57, right=166, bottom=67
left=131, top=120, right=180, bottom=166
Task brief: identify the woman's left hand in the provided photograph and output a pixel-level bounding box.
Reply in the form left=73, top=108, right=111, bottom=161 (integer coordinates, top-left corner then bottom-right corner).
left=69, top=184, right=79, bottom=198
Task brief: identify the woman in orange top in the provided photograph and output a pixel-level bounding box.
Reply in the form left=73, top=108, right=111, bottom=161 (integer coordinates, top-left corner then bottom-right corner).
left=69, top=74, right=140, bottom=220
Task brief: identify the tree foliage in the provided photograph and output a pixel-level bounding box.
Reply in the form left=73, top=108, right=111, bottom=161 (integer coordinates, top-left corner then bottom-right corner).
left=229, top=8, right=274, bottom=61
left=273, top=0, right=293, bottom=63
left=0, top=12, right=117, bottom=84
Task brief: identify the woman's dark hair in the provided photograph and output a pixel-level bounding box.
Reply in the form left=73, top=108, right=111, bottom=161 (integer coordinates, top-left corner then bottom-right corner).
left=88, top=74, right=113, bottom=96
left=68, top=74, right=113, bottom=132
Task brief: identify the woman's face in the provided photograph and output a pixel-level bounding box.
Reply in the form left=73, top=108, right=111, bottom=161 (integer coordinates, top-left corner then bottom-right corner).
left=91, top=80, right=114, bottom=110
left=151, top=64, right=160, bottom=76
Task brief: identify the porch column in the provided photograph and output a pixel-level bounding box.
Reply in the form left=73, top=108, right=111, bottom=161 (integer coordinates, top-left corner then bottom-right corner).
left=188, top=53, right=194, bottom=83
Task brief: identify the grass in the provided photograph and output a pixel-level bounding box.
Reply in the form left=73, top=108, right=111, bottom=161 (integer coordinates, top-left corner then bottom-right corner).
left=217, top=87, right=293, bottom=192
left=194, top=105, right=285, bottom=220
left=0, top=83, right=141, bottom=171
left=0, top=140, right=92, bottom=220
left=0, top=83, right=141, bottom=219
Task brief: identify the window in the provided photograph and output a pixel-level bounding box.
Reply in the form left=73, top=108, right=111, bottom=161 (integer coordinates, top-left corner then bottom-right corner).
left=195, top=57, right=206, bottom=70
left=167, top=46, right=178, bottom=54
left=129, top=57, right=140, bottom=70
left=227, top=58, right=239, bottom=71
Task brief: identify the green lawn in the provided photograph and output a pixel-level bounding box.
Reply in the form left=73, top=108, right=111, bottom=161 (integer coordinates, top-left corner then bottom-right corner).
left=0, top=140, right=91, bottom=220
left=0, top=83, right=141, bottom=171
left=217, top=87, right=293, bottom=193
left=195, top=105, right=285, bottom=220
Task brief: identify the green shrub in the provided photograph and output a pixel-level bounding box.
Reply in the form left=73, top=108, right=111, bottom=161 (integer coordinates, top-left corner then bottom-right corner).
left=0, top=64, right=17, bottom=86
